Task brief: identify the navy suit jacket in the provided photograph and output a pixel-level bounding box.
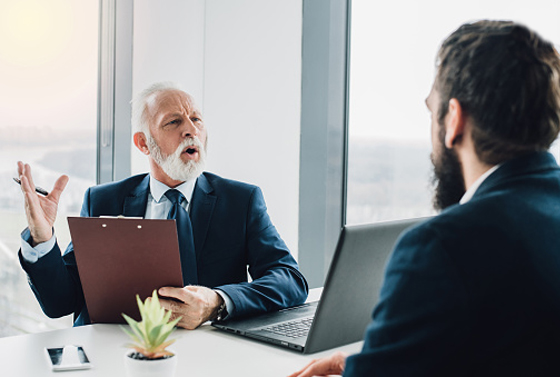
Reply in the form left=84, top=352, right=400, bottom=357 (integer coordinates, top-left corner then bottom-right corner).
left=20, top=172, right=308, bottom=326
left=345, top=151, right=560, bottom=376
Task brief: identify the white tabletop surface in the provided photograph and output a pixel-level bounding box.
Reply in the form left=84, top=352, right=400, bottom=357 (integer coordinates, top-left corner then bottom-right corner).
left=0, top=289, right=364, bottom=376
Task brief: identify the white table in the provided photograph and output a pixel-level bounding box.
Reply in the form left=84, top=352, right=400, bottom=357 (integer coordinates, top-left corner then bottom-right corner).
left=0, top=289, right=363, bottom=376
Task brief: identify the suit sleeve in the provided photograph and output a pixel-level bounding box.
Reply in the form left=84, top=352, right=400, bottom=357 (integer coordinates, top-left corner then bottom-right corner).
left=18, top=189, right=91, bottom=319
left=215, top=187, right=309, bottom=318
left=343, top=225, right=472, bottom=377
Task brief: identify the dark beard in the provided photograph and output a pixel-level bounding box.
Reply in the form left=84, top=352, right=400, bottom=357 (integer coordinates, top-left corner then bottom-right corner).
left=431, top=143, right=466, bottom=211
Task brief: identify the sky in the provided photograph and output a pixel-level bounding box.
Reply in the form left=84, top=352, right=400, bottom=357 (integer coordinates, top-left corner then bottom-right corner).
left=0, top=0, right=98, bottom=132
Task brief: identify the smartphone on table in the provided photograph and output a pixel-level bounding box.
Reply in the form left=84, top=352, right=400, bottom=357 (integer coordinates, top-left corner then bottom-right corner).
left=45, top=345, right=92, bottom=371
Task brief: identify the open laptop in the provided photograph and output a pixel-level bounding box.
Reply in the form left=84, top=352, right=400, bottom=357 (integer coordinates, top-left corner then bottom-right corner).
left=212, top=217, right=428, bottom=354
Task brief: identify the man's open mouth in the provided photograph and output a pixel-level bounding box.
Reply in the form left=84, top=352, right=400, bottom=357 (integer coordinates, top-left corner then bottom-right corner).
left=185, top=147, right=198, bottom=155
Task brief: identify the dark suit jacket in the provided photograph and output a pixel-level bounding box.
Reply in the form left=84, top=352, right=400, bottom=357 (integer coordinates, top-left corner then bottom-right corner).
left=344, top=151, right=560, bottom=376
left=19, top=172, right=308, bottom=326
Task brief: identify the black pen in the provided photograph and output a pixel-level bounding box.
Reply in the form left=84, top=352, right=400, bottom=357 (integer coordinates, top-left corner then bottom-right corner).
left=13, top=177, right=49, bottom=196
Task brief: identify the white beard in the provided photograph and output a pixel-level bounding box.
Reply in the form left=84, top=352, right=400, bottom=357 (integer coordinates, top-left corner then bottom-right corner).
left=147, top=136, right=207, bottom=182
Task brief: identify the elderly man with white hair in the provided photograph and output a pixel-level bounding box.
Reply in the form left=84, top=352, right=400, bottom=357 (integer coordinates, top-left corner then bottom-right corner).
left=17, top=82, right=308, bottom=329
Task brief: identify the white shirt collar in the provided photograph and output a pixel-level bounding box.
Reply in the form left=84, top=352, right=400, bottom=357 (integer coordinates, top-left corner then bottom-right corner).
left=149, top=175, right=197, bottom=204
left=459, top=164, right=500, bottom=205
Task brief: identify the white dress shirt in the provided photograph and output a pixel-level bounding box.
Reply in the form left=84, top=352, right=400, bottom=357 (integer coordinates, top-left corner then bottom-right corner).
left=145, top=176, right=197, bottom=218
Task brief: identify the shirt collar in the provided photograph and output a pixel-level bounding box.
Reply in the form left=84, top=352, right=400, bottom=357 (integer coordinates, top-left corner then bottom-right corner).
left=149, top=175, right=198, bottom=204
left=459, top=164, right=500, bottom=205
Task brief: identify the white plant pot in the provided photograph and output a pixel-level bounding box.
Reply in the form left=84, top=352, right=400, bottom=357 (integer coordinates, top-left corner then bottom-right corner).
left=124, top=351, right=177, bottom=377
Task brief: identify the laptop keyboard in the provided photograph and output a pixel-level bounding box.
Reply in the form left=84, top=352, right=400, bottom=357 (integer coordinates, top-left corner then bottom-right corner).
left=262, top=317, right=314, bottom=339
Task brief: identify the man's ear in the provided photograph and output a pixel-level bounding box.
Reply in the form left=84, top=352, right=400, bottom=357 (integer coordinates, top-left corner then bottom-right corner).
left=444, top=98, right=465, bottom=149
left=133, top=132, right=150, bottom=155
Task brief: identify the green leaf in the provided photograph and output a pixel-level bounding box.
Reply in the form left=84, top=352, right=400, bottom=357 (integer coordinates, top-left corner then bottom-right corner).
left=136, top=295, right=145, bottom=317
left=168, top=316, right=181, bottom=328
left=122, top=313, right=138, bottom=327
left=154, top=325, right=174, bottom=346
left=122, top=314, right=145, bottom=342
left=120, top=325, right=141, bottom=344
left=162, top=309, right=172, bottom=324
left=156, top=339, right=176, bottom=351
left=148, top=324, right=164, bottom=346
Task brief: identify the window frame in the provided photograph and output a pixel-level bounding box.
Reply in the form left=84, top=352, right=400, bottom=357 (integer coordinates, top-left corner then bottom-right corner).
left=298, top=0, right=351, bottom=288
left=98, top=0, right=133, bottom=184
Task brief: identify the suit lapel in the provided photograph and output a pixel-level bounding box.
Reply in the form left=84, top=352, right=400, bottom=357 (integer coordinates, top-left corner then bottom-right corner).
left=190, top=174, right=216, bottom=262
left=123, top=174, right=150, bottom=217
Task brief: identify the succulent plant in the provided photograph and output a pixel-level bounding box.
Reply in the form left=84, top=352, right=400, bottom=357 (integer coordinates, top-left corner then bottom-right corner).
left=121, top=290, right=181, bottom=359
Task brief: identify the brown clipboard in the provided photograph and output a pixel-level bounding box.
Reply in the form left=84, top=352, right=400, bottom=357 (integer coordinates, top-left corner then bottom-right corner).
left=68, top=217, right=183, bottom=324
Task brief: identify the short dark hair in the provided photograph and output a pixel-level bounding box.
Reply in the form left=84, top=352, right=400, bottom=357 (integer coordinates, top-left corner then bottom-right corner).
left=436, top=20, right=560, bottom=165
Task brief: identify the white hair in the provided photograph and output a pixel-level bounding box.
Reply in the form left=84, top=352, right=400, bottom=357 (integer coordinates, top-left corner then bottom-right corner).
left=130, top=81, right=184, bottom=135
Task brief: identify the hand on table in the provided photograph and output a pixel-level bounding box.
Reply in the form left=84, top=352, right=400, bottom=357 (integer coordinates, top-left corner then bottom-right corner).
left=288, top=351, right=348, bottom=377
left=158, top=285, right=224, bottom=329
left=17, top=161, right=69, bottom=246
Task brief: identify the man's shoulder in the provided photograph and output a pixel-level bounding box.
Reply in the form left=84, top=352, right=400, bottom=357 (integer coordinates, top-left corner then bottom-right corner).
left=395, top=195, right=522, bottom=267
left=88, top=173, right=149, bottom=196
left=410, top=201, right=491, bottom=232
left=397, top=205, right=489, bottom=252
left=201, top=172, right=259, bottom=193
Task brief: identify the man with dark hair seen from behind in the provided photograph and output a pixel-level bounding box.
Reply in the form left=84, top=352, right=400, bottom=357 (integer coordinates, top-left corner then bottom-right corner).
left=17, top=82, right=308, bottom=329
left=290, top=20, right=560, bottom=376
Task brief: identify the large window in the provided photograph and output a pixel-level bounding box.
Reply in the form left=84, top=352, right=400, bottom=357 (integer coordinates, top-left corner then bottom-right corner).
left=346, top=0, right=560, bottom=225
left=0, top=0, right=98, bottom=336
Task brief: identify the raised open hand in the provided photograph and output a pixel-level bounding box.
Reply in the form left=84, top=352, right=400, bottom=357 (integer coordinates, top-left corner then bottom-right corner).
left=17, top=161, right=69, bottom=246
